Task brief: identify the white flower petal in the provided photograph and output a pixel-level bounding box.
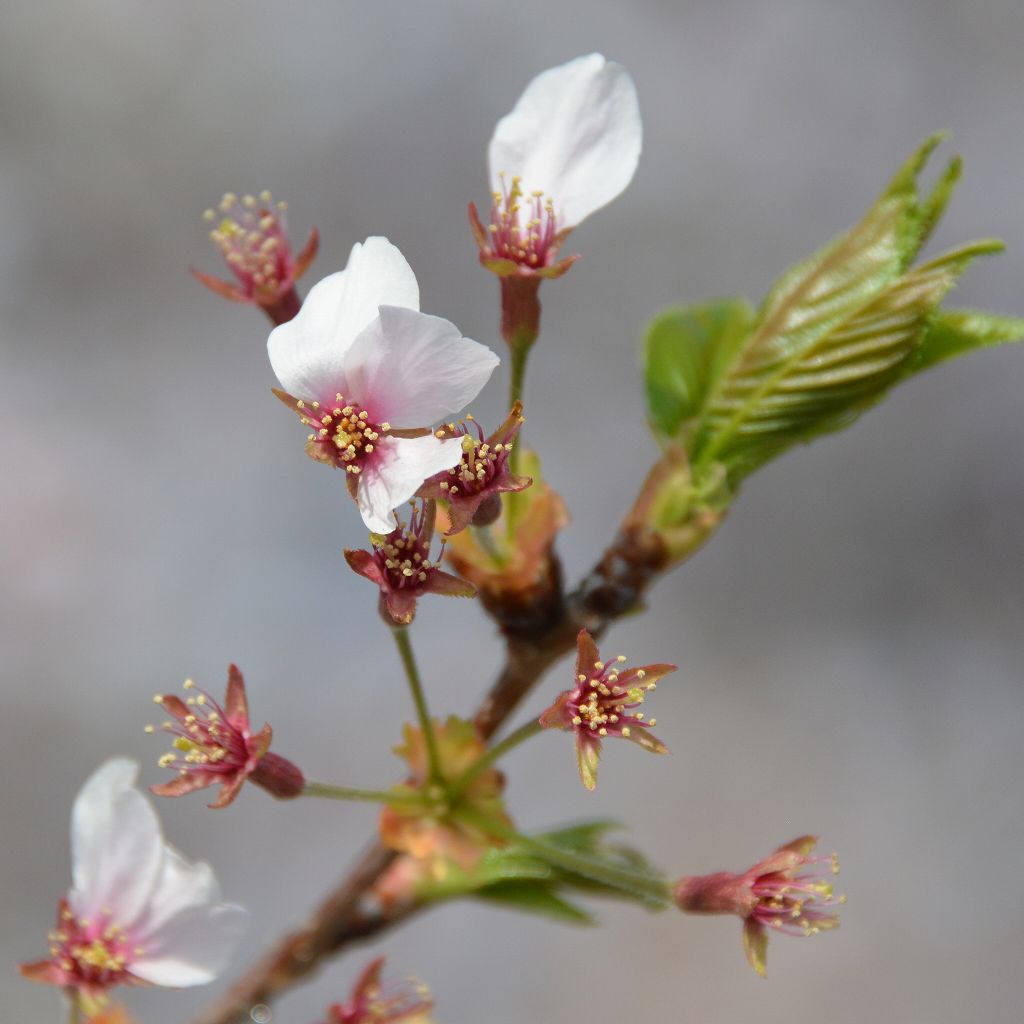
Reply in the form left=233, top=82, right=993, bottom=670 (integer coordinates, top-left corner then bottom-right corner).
left=343, top=306, right=499, bottom=427
left=69, top=758, right=164, bottom=926
left=133, top=845, right=220, bottom=940
left=488, top=53, right=642, bottom=229
left=356, top=435, right=464, bottom=533
left=268, top=236, right=420, bottom=401
left=130, top=902, right=248, bottom=988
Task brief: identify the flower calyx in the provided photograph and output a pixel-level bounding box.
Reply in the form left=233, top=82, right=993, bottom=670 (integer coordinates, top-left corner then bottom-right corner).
left=148, top=664, right=303, bottom=808
left=539, top=629, right=675, bottom=790
left=420, top=403, right=531, bottom=535
left=345, top=501, right=476, bottom=625
left=192, top=190, right=318, bottom=325
left=379, top=717, right=514, bottom=882
left=673, top=836, right=843, bottom=977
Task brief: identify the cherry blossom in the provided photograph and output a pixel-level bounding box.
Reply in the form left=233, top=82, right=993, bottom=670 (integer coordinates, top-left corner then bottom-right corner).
left=21, top=759, right=246, bottom=1010
left=469, top=52, right=640, bottom=290
left=269, top=237, right=499, bottom=532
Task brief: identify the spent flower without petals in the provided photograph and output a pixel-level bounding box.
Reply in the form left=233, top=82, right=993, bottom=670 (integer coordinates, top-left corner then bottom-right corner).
left=149, top=664, right=304, bottom=808
left=345, top=501, right=476, bottom=625
left=420, top=403, right=532, bottom=535
left=539, top=629, right=675, bottom=790
left=321, top=956, right=433, bottom=1024
left=673, top=835, right=843, bottom=976
left=192, top=190, right=319, bottom=325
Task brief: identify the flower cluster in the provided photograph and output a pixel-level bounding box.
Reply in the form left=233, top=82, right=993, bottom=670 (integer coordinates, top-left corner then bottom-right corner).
left=15, top=47, right=881, bottom=1024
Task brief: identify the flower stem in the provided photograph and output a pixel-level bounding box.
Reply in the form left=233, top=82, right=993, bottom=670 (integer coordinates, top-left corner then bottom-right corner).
left=505, top=344, right=531, bottom=537
left=449, top=719, right=543, bottom=801
left=390, top=625, right=443, bottom=785
left=66, top=995, right=83, bottom=1024
left=302, top=782, right=422, bottom=806
left=508, top=342, right=529, bottom=412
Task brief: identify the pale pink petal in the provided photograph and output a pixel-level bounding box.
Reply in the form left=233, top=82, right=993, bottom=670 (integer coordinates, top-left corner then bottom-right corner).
left=268, top=237, right=419, bottom=401
left=69, top=759, right=163, bottom=926
left=356, top=435, right=464, bottom=533
left=130, top=902, right=247, bottom=987
left=133, top=846, right=220, bottom=941
left=488, top=54, right=642, bottom=229
left=343, top=306, right=499, bottom=427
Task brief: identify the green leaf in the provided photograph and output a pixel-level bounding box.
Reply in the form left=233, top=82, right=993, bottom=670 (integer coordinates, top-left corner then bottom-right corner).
left=475, top=880, right=596, bottom=925
left=677, top=137, right=1005, bottom=481
left=699, top=238, right=1001, bottom=478
left=643, top=299, right=754, bottom=441
left=534, top=820, right=624, bottom=852
left=901, top=309, right=1024, bottom=377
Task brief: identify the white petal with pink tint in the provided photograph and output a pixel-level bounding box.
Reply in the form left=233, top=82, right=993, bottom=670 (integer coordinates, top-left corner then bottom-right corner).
left=61, top=759, right=245, bottom=990
left=488, top=53, right=642, bottom=230
left=344, top=306, right=499, bottom=428
left=130, top=902, right=248, bottom=987
left=357, top=434, right=465, bottom=533
left=268, top=236, right=420, bottom=401
left=69, top=758, right=163, bottom=926
left=134, top=846, right=220, bottom=938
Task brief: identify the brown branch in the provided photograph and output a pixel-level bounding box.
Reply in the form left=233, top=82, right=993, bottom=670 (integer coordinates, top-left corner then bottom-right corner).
left=194, top=492, right=704, bottom=1024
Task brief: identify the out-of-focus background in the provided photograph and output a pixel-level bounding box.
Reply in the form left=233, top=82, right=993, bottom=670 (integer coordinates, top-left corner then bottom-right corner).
left=3, top=1, right=1023, bottom=1021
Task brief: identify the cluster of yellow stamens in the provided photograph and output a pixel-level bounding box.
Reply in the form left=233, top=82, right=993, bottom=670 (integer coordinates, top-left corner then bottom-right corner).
left=298, top=395, right=388, bottom=473
left=378, top=531, right=436, bottom=587
left=753, top=852, right=843, bottom=936
left=147, top=680, right=238, bottom=775
left=203, top=191, right=291, bottom=296
left=435, top=416, right=510, bottom=497
left=48, top=906, right=138, bottom=983
left=487, top=173, right=558, bottom=267
left=571, top=656, right=659, bottom=746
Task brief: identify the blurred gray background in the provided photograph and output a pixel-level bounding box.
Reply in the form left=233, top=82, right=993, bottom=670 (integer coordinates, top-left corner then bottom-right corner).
left=3, top=1, right=1023, bottom=1022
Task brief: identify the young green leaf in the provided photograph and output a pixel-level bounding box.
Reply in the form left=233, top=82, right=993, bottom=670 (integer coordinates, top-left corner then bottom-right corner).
left=475, top=880, right=596, bottom=925
left=901, top=309, right=1024, bottom=377
left=664, top=137, right=1009, bottom=481
left=697, top=238, right=1002, bottom=478
left=644, top=299, right=754, bottom=441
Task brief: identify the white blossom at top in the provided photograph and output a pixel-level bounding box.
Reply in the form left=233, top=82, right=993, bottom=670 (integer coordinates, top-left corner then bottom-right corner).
left=488, top=53, right=642, bottom=232
left=23, top=758, right=246, bottom=997
left=268, top=237, right=500, bottom=533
